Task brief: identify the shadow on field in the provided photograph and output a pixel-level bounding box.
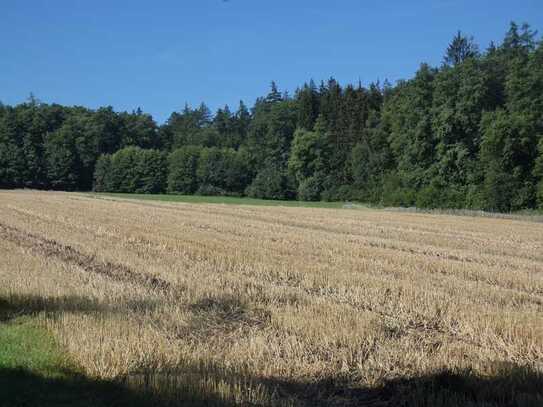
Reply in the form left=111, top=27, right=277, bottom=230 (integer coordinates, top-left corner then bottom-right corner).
left=0, top=367, right=169, bottom=407
left=118, top=361, right=543, bottom=406
left=1, top=363, right=542, bottom=407
left=372, top=364, right=543, bottom=407
left=0, top=293, right=159, bottom=323
left=1, top=295, right=542, bottom=406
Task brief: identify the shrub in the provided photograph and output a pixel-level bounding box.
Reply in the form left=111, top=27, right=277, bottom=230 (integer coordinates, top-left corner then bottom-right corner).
left=196, top=184, right=227, bottom=196
left=197, top=147, right=251, bottom=194
left=167, top=146, right=201, bottom=194
left=246, top=166, right=295, bottom=200
left=93, top=154, right=113, bottom=192
left=134, top=149, right=167, bottom=194
left=297, top=176, right=322, bottom=201
left=416, top=185, right=442, bottom=209
left=93, top=147, right=167, bottom=194
left=321, top=185, right=354, bottom=202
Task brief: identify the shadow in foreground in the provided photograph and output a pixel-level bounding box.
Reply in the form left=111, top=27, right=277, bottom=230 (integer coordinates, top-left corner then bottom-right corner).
left=374, top=364, right=543, bottom=407
left=1, top=294, right=541, bottom=406
left=0, top=367, right=142, bottom=407
left=1, top=363, right=541, bottom=407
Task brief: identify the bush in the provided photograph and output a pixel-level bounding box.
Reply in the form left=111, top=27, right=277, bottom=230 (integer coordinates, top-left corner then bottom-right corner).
left=297, top=176, right=322, bottom=201
left=321, top=185, right=354, bottom=202
left=107, top=146, right=140, bottom=192
left=93, top=154, right=113, bottom=192
left=196, top=184, right=227, bottom=196
left=380, top=172, right=416, bottom=207
left=134, top=149, right=167, bottom=194
left=415, top=185, right=443, bottom=209
left=246, top=166, right=295, bottom=200
left=93, top=147, right=167, bottom=194
left=481, top=168, right=516, bottom=212
left=167, top=146, right=201, bottom=194
left=197, top=147, right=251, bottom=194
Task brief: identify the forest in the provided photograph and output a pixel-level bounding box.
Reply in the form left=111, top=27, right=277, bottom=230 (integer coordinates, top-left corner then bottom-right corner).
left=1, top=22, right=542, bottom=212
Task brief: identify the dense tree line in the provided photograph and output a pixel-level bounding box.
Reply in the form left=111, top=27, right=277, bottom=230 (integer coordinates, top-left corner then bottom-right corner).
left=1, top=23, right=542, bottom=211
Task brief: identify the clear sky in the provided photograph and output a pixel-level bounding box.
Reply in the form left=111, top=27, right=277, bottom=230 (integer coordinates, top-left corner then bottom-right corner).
left=1, top=0, right=541, bottom=123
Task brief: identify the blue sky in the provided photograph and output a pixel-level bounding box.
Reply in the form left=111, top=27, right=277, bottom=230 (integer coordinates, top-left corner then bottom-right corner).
left=1, top=0, right=541, bottom=123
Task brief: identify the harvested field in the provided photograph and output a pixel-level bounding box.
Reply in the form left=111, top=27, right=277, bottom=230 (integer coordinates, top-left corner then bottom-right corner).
left=1, top=190, right=542, bottom=406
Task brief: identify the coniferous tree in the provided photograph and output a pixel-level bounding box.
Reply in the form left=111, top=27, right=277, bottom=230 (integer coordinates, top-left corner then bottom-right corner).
left=45, top=119, right=83, bottom=190
left=443, top=31, right=479, bottom=66
left=296, top=80, right=320, bottom=131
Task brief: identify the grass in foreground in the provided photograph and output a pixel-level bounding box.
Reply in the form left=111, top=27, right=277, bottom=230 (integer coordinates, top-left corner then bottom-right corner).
left=0, top=316, right=119, bottom=407
left=0, top=310, right=236, bottom=407
left=0, top=298, right=273, bottom=407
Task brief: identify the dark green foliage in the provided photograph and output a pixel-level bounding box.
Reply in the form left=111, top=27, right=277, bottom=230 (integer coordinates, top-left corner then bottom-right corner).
left=93, top=154, right=113, bottom=192
left=89, top=107, right=124, bottom=155
left=107, top=147, right=140, bottom=192
left=197, top=147, right=251, bottom=194
left=167, top=146, right=201, bottom=194
left=119, top=109, right=159, bottom=149
left=0, top=110, right=26, bottom=188
left=480, top=110, right=536, bottom=211
left=443, top=31, right=479, bottom=66
left=135, top=149, right=168, bottom=194
left=45, top=119, right=84, bottom=190
left=246, top=83, right=297, bottom=175
left=415, top=181, right=465, bottom=209
left=94, top=147, right=167, bottom=194
left=246, top=165, right=295, bottom=200
left=289, top=128, right=329, bottom=182
left=1, top=23, right=542, bottom=212
left=164, top=103, right=213, bottom=149
left=167, top=146, right=251, bottom=196
left=385, top=64, right=436, bottom=191
left=297, top=175, right=323, bottom=201
left=296, top=80, right=320, bottom=130
left=380, top=172, right=417, bottom=207
left=288, top=127, right=330, bottom=200
left=535, top=139, right=543, bottom=208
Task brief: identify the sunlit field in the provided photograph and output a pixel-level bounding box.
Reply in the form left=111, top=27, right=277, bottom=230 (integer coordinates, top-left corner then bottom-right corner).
left=1, top=190, right=542, bottom=406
